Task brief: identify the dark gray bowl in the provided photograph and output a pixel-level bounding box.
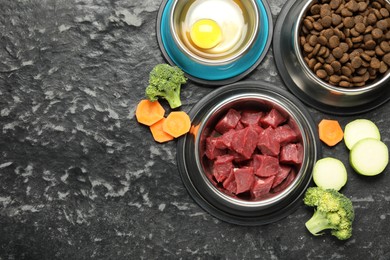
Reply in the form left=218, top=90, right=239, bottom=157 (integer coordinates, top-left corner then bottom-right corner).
left=274, top=0, right=390, bottom=115
left=176, top=81, right=320, bottom=225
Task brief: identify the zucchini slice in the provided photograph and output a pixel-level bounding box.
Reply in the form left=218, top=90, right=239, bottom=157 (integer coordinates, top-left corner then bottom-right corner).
left=312, top=157, right=347, bottom=191
left=350, top=138, right=389, bottom=176
left=344, top=119, right=380, bottom=150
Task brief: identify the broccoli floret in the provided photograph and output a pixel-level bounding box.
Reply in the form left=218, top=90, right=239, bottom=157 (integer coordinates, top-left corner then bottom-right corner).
left=303, top=187, right=354, bottom=240
left=145, top=64, right=187, bottom=109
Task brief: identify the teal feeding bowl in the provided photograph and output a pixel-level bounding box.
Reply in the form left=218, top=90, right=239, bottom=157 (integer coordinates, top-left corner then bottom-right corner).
left=157, top=0, right=273, bottom=85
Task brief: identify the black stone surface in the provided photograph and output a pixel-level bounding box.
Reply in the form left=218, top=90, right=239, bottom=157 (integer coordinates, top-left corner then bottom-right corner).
left=1, top=0, right=389, bottom=259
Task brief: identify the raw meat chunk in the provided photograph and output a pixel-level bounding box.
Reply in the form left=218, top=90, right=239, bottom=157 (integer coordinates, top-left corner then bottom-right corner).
left=240, top=111, right=263, bottom=126
left=273, top=169, right=297, bottom=193
left=251, top=176, right=275, bottom=199
left=257, top=127, right=280, bottom=156
left=274, top=124, right=299, bottom=145
left=223, top=170, right=237, bottom=194
left=253, top=154, right=279, bottom=177
left=261, top=108, right=287, bottom=128
left=272, top=165, right=292, bottom=188
left=280, top=143, right=304, bottom=165
left=205, top=137, right=226, bottom=160
left=215, top=108, right=241, bottom=134
left=233, top=167, right=255, bottom=194
left=213, top=155, right=234, bottom=182
left=231, top=126, right=258, bottom=159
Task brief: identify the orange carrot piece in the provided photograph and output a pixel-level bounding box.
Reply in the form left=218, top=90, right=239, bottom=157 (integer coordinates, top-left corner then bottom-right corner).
left=149, top=118, right=174, bottom=143
left=318, top=119, right=344, bottom=146
left=163, top=111, right=191, bottom=138
left=135, top=99, right=165, bottom=126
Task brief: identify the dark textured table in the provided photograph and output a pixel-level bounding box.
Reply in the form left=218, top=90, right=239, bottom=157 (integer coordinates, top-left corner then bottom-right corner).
left=1, top=0, right=389, bottom=259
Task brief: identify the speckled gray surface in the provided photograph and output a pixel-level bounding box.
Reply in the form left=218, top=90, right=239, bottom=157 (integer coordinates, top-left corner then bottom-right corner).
left=1, top=0, right=390, bottom=259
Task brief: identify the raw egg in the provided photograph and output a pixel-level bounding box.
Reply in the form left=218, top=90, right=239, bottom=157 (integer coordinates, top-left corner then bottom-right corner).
left=190, top=19, right=222, bottom=49
left=179, top=0, right=249, bottom=59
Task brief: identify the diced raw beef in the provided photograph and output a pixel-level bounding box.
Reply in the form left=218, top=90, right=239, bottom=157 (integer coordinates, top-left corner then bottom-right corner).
left=274, top=124, right=299, bottom=145
left=240, top=111, right=263, bottom=126
left=235, top=121, right=245, bottom=130
left=213, top=155, right=234, bottom=183
left=228, top=150, right=249, bottom=162
left=273, top=169, right=297, bottom=193
left=231, top=126, right=258, bottom=159
left=251, top=176, right=275, bottom=199
left=223, top=170, right=237, bottom=194
left=205, top=137, right=226, bottom=160
left=272, top=165, right=292, bottom=188
left=251, top=124, right=264, bottom=136
left=253, top=154, right=279, bottom=177
left=257, top=127, right=280, bottom=156
left=280, top=143, right=304, bottom=165
left=261, top=108, right=287, bottom=128
left=215, top=108, right=241, bottom=134
left=233, top=167, right=255, bottom=194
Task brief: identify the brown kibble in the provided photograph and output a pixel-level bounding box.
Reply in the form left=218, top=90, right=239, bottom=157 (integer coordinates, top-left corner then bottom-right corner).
left=332, top=14, right=343, bottom=26
left=373, top=9, right=383, bottom=20
left=360, top=52, right=372, bottom=62
left=331, top=60, right=342, bottom=71
left=365, top=40, right=377, bottom=50
left=324, top=63, right=335, bottom=75
left=344, top=17, right=355, bottom=28
left=304, top=43, right=314, bottom=53
left=372, top=28, right=384, bottom=39
left=307, top=58, right=317, bottom=69
left=341, top=8, right=353, bottom=17
left=321, top=16, right=333, bottom=28
left=383, top=53, right=390, bottom=66
left=346, top=0, right=359, bottom=12
left=380, top=8, right=389, bottom=18
left=364, top=25, right=374, bottom=34
left=320, top=4, right=332, bottom=18
left=318, top=46, right=327, bottom=56
left=376, top=45, right=386, bottom=56
left=376, top=20, right=388, bottom=31
left=311, top=4, right=321, bottom=15
left=351, top=56, right=363, bottom=68
left=325, top=54, right=336, bottom=64
left=367, top=13, right=378, bottom=25
left=380, top=41, right=390, bottom=52
left=316, top=69, right=328, bottom=79
left=352, top=76, right=365, bottom=83
left=330, top=75, right=341, bottom=83
left=314, top=62, right=323, bottom=72
left=370, top=57, right=381, bottom=69
left=304, top=19, right=314, bottom=30
left=341, top=66, right=353, bottom=76
left=312, top=43, right=321, bottom=56
left=318, top=35, right=328, bottom=45
left=313, top=22, right=324, bottom=31
left=358, top=2, right=368, bottom=12
left=352, top=35, right=364, bottom=43
left=308, top=35, right=318, bottom=46
left=356, top=67, right=368, bottom=75
left=339, top=81, right=351, bottom=87
left=332, top=47, right=344, bottom=58
left=323, top=28, right=335, bottom=39
left=355, top=22, right=366, bottom=33
left=328, top=35, right=340, bottom=48
left=340, top=53, right=350, bottom=63
left=330, top=0, right=341, bottom=10
left=350, top=28, right=360, bottom=37
left=339, top=42, right=349, bottom=53
left=379, top=61, right=388, bottom=73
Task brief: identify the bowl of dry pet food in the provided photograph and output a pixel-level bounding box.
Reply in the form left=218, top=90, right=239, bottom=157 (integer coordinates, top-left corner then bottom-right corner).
left=176, top=81, right=320, bottom=225
left=274, top=0, right=390, bottom=115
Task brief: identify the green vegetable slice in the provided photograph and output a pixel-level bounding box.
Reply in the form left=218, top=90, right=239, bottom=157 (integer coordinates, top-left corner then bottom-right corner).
left=343, top=119, right=380, bottom=150
left=350, top=138, right=389, bottom=176
left=312, top=157, right=347, bottom=191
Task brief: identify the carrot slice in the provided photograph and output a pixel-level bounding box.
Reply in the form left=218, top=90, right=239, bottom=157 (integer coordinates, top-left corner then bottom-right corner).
left=318, top=119, right=344, bottom=146
left=135, top=99, right=165, bottom=126
left=163, top=111, right=191, bottom=138
left=149, top=118, right=174, bottom=143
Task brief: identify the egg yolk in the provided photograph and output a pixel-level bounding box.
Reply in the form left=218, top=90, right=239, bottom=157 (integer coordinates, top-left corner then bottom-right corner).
left=190, top=19, right=222, bottom=49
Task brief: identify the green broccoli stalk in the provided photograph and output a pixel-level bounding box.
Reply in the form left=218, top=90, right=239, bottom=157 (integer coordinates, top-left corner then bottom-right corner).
left=303, top=187, right=354, bottom=240
left=145, top=64, right=187, bottom=109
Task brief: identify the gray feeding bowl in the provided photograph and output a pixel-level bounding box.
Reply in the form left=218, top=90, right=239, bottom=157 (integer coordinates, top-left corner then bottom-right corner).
left=274, top=0, right=390, bottom=115
left=176, top=81, right=320, bottom=225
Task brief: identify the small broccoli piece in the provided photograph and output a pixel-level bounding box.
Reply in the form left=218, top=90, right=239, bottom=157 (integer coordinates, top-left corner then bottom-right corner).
left=145, top=64, right=187, bottom=109
left=303, top=187, right=355, bottom=240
